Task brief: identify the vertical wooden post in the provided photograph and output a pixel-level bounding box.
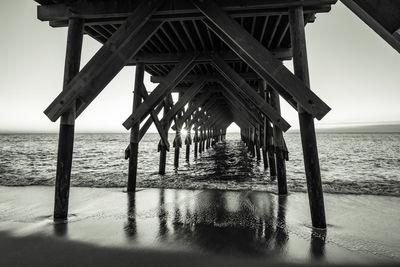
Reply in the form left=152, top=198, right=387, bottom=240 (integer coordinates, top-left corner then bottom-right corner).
left=159, top=99, right=169, bottom=175
left=255, top=127, right=261, bottom=161
left=269, top=86, right=287, bottom=195
left=54, top=18, right=83, bottom=221
left=199, top=129, right=204, bottom=154
left=206, top=128, right=210, bottom=149
left=185, top=124, right=191, bottom=162
left=127, top=64, right=144, bottom=192
left=173, top=93, right=183, bottom=169
left=289, top=6, right=326, bottom=228
left=194, top=126, right=199, bottom=158
left=258, top=81, right=268, bottom=170
left=263, top=81, right=277, bottom=178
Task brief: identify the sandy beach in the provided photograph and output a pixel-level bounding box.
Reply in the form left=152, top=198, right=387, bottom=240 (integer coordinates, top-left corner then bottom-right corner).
left=0, top=186, right=398, bottom=266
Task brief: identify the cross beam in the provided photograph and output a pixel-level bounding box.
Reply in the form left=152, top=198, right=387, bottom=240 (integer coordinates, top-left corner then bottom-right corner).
left=44, top=0, right=165, bottom=122
left=38, top=0, right=335, bottom=24
left=192, top=0, right=331, bottom=120
left=139, top=83, right=170, bottom=149
left=211, top=54, right=290, bottom=132
left=131, top=50, right=292, bottom=65
left=123, top=55, right=197, bottom=129
left=161, top=78, right=207, bottom=125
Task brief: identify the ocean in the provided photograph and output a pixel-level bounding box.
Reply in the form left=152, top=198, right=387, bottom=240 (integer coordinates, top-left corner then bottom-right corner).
left=0, top=132, right=399, bottom=196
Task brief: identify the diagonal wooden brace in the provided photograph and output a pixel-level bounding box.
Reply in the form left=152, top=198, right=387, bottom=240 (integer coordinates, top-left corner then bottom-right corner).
left=44, top=0, right=166, bottom=121
left=123, top=55, right=197, bottom=129
left=192, top=0, right=331, bottom=120
left=211, top=54, right=290, bottom=132
left=161, top=77, right=208, bottom=125
left=139, top=83, right=170, bottom=150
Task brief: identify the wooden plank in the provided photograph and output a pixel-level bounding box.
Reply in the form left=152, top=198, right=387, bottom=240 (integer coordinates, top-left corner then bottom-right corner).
left=123, top=55, right=196, bottom=129
left=44, top=0, right=165, bottom=122
left=138, top=83, right=170, bottom=149
left=161, top=78, right=207, bottom=123
left=193, top=0, right=331, bottom=120
left=151, top=72, right=263, bottom=83
left=38, top=0, right=336, bottom=22
left=131, top=49, right=292, bottom=65
left=211, top=54, right=290, bottom=132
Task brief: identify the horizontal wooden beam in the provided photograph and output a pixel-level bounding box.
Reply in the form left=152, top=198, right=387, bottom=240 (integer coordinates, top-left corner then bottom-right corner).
left=151, top=73, right=262, bottom=83
left=131, top=49, right=292, bottom=65
left=194, top=0, right=331, bottom=120
left=38, top=0, right=335, bottom=24
left=123, top=55, right=196, bottom=129
left=44, top=0, right=165, bottom=122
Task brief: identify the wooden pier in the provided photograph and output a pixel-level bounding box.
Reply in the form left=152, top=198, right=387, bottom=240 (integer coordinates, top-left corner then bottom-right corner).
left=34, top=0, right=400, bottom=229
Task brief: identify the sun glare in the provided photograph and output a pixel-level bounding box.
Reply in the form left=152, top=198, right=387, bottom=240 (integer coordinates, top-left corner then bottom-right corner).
left=181, top=128, right=188, bottom=137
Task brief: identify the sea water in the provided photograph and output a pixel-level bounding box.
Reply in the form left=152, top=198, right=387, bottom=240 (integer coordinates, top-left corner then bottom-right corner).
left=0, top=132, right=399, bottom=196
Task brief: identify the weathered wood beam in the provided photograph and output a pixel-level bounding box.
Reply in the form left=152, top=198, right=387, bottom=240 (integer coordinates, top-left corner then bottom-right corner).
left=123, top=55, right=197, bottom=129
left=54, top=18, right=84, bottom=221
left=138, top=102, right=164, bottom=142
left=151, top=72, right=261, bottom=83
left=193, top=0, right=331, bottom=120
left=289, top=6, right=326, bottom=228
left=139, top=83, right=170, bottom=150
left=44, top=0, right=165, bottom=122
left=161, top=78, right=207, bottom=124
left=132, top=49, right=292, bottom=65
left=38, top=0, right=335, bottom=23
left=269, top=85, right=287, bottom=195
left=211, top=54, right=290, bottom=132
left=127, top=63, right=144, bottom=193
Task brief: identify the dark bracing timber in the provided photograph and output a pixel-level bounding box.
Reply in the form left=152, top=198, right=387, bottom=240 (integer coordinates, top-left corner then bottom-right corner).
left=37, top=0, right=400, bottom=229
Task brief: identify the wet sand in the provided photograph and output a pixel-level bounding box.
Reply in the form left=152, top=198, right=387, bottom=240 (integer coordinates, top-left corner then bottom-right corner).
left=0, top=186, right=398, bottom=266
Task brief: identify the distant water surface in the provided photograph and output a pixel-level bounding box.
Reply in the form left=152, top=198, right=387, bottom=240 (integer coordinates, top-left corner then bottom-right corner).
left=0, top=133, right=399, bottom=196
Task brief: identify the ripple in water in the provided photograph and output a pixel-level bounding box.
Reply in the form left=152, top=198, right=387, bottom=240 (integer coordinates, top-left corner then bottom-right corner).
left=0, top=133, right=399, bottom=196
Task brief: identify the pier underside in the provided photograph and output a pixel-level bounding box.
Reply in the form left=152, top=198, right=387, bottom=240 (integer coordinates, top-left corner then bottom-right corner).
left=35, top=0, right=343, bottom=228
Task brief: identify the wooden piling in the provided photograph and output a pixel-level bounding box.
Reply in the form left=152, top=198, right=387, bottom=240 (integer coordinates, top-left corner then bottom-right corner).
left=269, top=86, right=287, bottom=195
left=289, top=6, right=326, bottom=228
left=54, top=18, right=83, bottom=221
left=159, top=99, right=169, bottom=175
left=263, top=81, right=277, bottom=178
left=185, top=126, right=191, bottom=162
left=255, top=127, right=261, bottom=161
left=258, top=81, right=269, bottom=170
left=194, top=127, right=199, bottom=158
left=127, top=63, right=144, bottom=192
left=173, top=93, right=183, bottom=169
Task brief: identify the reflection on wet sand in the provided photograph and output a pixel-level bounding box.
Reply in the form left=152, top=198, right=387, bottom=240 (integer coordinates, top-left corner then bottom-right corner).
left=53, top=221, right=68, bottom=237
left=123, top=188, right=325, bottom=259
left=125, top=193, right=137, bottom=239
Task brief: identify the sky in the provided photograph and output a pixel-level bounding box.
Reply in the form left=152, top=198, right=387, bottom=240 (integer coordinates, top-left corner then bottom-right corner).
left=0, top=1, right=399, bottom=133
